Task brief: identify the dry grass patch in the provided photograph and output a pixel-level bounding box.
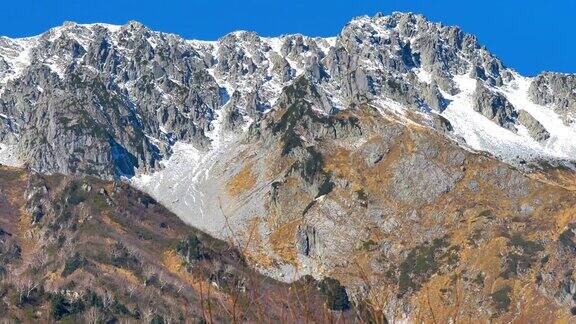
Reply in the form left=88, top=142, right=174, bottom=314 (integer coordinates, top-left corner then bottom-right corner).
left=226, top=163, right=257, bottom=196
left=269, top=219, right=301, bottom=266
left=98, top=263, right=140, bottom=286
left=323, top=148, right=355, bottom=179
left=102, top=213, right=126, bottom=234
left=243, top=217, right=276, bottom=268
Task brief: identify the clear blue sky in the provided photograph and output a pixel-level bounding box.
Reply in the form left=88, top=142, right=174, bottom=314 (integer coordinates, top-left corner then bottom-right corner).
left=1, top=0, right=574, bottom=76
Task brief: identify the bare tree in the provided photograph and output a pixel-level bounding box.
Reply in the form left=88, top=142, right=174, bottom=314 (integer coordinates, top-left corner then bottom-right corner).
left=142, top=264, right=156, bottom=286
left=142, top=307, right=157, bottom=323
left=84, top=307, right=102, bottom=324
left=126, top=245, right=142, bottom=260
left=110, top=244, right=123, bottom=260
left=158, top=272, right=169, bottom=290
left=175, top=282, right=185, bottom=294
left=102, top=290, right=115, bottom=311
left=12, top=275, right=28, bottom=303
left=29, top=250, right=48, bottom=270
left=127, top=284, right=137, bottom=299
left=56, top=241, right=74, bottom=261
left=12, top=272, right=40, bottom=303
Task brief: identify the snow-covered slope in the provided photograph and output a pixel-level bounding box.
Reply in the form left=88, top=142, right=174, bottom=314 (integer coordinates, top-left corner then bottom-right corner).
left=500, top=74, right=576, bottom=160
left=440, top=73, right=576, bottom=166
left=132, top=101, right=240, bottom=236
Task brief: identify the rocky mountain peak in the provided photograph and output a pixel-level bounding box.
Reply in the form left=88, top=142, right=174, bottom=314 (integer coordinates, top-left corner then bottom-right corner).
left=0, top=13, right=575, bottom=179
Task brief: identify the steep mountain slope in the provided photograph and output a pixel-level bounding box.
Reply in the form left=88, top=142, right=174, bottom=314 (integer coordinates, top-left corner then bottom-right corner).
left=133, top=77, right=576, bottom=321
left=228, top=84, right=576, bottom=321
left=0, top=166, right=360, bottom=322
left=1, top=11, right=576, bottom=322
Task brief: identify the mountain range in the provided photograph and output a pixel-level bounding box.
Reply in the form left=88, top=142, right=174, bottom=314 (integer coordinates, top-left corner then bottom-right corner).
left=1, top=12, right=576, bottom=322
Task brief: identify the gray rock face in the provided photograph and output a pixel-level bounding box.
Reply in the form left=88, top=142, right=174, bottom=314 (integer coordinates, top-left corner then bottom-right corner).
left=0, top=22, right=221, bottom=178
left=529, top=72, right=576, bottom=123
left=361, top=141, right=388, bottom=166
left=518, top=110, right=550, bottom=143
left=473, top=81, right=517, bottom=130
left=296, top=225, right=320, bottom=257
left=388, top=153, right=463, bottom=206
left=421, top=81, right=448, bottom=112
left=322, top=12, right=508, bottom=111
left=481, top=164, right=533, bottom=199
left=358, top=124, right=403, bottom=165
left=431, top=114, right=454, bottom=133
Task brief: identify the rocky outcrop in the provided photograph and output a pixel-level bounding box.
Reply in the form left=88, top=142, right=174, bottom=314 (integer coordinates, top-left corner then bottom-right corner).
left=473, top=81, right=517, bottom=130
left=518, top=110, right=550, bottom=143
left=210, top=92, right=576, bottom=321
left=297, top=225, right=320, bottom=257
left=389, top=153, right=463, bottom=206
left=529, top=72, right=576, bottom=123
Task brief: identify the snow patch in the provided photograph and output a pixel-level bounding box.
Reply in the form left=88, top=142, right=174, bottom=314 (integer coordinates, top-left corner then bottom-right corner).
left=414, top=68, right=433, bottom=84
left=0, top=37, right=38, bottom=86
left=44, top=61, right=66, bottom=79
left=0, top=143, right=21, bottom=167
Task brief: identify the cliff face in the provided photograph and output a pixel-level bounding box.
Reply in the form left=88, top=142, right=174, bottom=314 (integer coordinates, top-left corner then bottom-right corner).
left=0, top=22, right=221, bottom=178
